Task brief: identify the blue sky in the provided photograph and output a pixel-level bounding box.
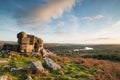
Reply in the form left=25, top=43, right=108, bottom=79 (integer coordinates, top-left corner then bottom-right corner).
left=0, top=0, right=120, bottom=44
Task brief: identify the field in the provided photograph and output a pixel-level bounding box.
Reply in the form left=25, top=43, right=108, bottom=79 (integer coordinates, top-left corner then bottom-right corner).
left=0, top=42, right=120, bottom=80
left=45, top=44, right=120, bottom=61
left=45, top=44, right=120, bottom=80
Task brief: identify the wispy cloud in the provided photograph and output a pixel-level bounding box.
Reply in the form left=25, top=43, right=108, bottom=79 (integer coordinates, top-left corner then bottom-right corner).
left=15, top=0, right=77, bottom=26
left=94, top=15, right=104, bottom=19
left=57, top=21, right=65, bottom=27
left=54, top=31, right=65, bottom=35
left=81, top=15, right=104, bottom=21
left=97, top=20, right=120, bottom=38
left=95, top=37, right=112, bottom=40
left=79, top=38, right=120, bottom=44
left=31, top=26, right=46, bottom=33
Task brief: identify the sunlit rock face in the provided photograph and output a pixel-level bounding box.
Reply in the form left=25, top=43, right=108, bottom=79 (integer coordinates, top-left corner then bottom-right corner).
left=17, top=32, right=44, bottom=53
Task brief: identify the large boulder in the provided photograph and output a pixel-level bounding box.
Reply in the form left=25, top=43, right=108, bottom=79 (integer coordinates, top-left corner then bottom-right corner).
left=0, top=75, right=12, bottom=80
left=44, top=58, right=61, bottom=70
left=0, top=75, right=7, bottom=80
left=30, top=61, right=44, bottom=73
left=0, top=59, right=8, bottom=63
left=17, top=32, right=44, bottom=53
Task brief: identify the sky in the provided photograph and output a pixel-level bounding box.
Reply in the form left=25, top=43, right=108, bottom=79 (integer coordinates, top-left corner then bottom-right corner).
left=0, top=0, right=120, bottom=44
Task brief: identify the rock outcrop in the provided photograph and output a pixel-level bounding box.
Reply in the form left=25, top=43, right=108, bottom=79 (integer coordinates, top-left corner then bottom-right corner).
left=17, top=32, right=43, bottom=53
left=3, top=32, right=55, bottom=58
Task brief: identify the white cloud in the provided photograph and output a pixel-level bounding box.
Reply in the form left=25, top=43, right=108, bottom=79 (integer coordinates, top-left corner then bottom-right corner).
left=54, top=31, right=65, bottom=34
left=79, top=38, right=120, bottom=44
left=81, top=15, right=104, bottom=21
left=32, top=26, right=46, bottom=33
left=94, top=15, right=104, bottom=19
left=57, top=21, right=65, bottom=26
left=81, top=17, right=93, bottom=20
left=63, top=20, right=120, bottom=44
left=97, top=20, right=120, bottom=38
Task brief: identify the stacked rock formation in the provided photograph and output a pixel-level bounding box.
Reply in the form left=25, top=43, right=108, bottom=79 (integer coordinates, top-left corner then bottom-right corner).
left=17, top=32, right=43, bottom=53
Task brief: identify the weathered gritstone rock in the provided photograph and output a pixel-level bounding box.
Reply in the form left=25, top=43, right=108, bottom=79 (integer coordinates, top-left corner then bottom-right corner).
left=30, top=61, right=44, bottom=73
left=17, top=32, right=27, bottom=38
left=17, top=32, right=44, bottom=53
left=0, top=59, right=8, bottom=63
left=20, top=44, right=34, bottom=53
left=44, top=58, right=61, bottom=70
left=18, top=37, right=30, bottom=44
left=0, top=75, right=12, bottom=80
left=0, top=75, right=7, bottom=80
left=10, top=67, right=24, bottom=71
left=3, top=32, right=46, bottom=53
left=26, top=75, right=33, bottom=80
left=41, top=49, right=54, bottom=57
left=2, top=65, right=10, bottom=71
left=8, top=51, right=19, bottom=57
left=31, top=52, right=42, bottom=58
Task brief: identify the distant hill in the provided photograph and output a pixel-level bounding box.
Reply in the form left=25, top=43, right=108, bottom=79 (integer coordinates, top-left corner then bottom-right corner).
left=1, top=41, right=120, bottom=50
left=0, top=41, right=59, bottom=48
left=44, top=43, right=59, bottom=48
left=0, top=41, right=17, bottom=48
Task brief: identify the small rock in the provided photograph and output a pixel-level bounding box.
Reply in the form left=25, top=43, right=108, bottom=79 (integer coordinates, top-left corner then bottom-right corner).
left=42, top=70, right=49, bottom=76
left=8, top=51, right=19, bottom=57
left=58, top=70, right=64, bottom=75
left=31, top=52, right=42, bottom=58
left=26, top=75, right=33, bottom=80
left=10, top=67, right=24, bottom=71
left=2, top=65, right=10, bottom=71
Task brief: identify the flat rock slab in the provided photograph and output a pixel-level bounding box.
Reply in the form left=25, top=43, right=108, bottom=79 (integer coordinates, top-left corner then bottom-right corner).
left=44, top=58, right=61, bottom=70
left=0, top=59, right=8, bottom=63
left=0, top=75, right=11, bottom=80
left=30, top=61, right=44, bottom=73
left=41, top=49, right=54, bottom=57
left=26, top=75, right=33, bottom=80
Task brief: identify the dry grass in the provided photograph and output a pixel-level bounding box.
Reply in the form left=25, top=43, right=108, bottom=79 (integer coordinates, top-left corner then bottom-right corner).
left=8, top=53, right=119, bottom=80
left=69, top=57, right=120, bottom=80
left=52, top=56, right=120, bottom=80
